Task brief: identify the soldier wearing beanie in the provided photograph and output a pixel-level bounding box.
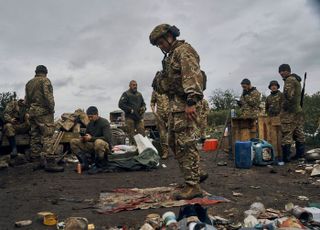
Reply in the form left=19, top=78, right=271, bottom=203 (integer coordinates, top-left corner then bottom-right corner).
left=265, top=80, right=284, bottom=117
left=70, top=106, right=113, bottom=174
left=278, top=64, right=305, bottom=162
left=25, top=65, right=64, bottom=172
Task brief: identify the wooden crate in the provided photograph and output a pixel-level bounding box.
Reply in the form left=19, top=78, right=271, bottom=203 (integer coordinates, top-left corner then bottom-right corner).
left=258, top=116, right=282, bottom=158
left=231, top=118, right=257, bottom=158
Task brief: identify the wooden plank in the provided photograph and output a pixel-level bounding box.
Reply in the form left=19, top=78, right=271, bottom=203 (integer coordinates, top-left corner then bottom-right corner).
left=258, top=116, right=282, bottom=158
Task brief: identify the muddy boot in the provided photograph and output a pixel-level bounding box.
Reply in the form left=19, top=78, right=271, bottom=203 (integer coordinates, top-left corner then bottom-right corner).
left=88, top=156, right=107, bottom=175
left=8, top=136, right=18, bottom=158
left=292, top=142, right=305, bottom=160
left=9, top=154, right=27, bottom=167
left=161, top=144, right=169, bottom=159
left=32, top=155, right=46, bottom=171
left=199, top=170, right=209, bottom=183
left=44, top=156, right=64, bottom=173
left=281, top=145, right=291, bottom=163
left=173, top=184, right=203, bottom=200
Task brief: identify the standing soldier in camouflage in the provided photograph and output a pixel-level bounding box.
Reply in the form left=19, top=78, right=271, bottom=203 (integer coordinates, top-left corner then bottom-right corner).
left=150, top=24, right=205, bottom=200
left=279, top=64, right=305, bottom=162
left=150, top=79, right=170, bottom=159
left=265, top=80, right=284, bottom=117
left=25, top=65, right=63, bottom=172
left=196, top=98, right=210, bottom=142
left=118, top=80, right=146, bottom=145
left=237, top=78, right=261, bottom=118
left=3, top=99, right=30, bottom=158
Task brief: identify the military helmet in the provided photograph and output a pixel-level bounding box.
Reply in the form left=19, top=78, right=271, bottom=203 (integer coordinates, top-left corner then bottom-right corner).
left=268, top=80, right=280, bottom=89
left=149, top=24, right=180, bottom=45
left=35, top=65, right=48, bottom=74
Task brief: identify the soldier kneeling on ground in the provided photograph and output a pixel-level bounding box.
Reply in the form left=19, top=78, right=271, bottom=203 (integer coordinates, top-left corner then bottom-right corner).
left=3, top=99, right=30, bottom=165
left=70, top=106, right=113, bottom=174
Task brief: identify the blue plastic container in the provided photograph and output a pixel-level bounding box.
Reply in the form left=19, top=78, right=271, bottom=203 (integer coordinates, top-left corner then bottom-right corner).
left=251, top=138, right=275, bottom=166
left=235, top=141, right=253, bottom=169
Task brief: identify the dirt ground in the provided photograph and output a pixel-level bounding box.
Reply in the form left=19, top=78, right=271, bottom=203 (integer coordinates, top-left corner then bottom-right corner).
left=0, top=150, right=319, bottom=230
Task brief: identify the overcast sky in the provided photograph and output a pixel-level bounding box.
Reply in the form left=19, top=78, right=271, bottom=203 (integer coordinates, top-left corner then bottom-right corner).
left=0, top=0, right=319, bottom=118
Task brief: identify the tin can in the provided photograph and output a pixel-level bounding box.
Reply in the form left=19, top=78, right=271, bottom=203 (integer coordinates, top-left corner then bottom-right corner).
left=77, top=163, right=82, bottom=174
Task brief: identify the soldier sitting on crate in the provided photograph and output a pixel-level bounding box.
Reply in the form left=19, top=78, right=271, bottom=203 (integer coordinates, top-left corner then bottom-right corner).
left=70, top=106, right=113, bottom=174
left=3, top=99, right=30, bottom=165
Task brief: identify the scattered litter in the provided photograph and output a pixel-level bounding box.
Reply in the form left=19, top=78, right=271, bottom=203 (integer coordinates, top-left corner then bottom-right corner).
left=243, top=215, right=259, bottom=227
left=311, top=164, right=320, bottom=177
left=64, top=217, right=88, bottom=230
left=161, top=164, right=167, bottom=168
left=43, top=213, right=57, bottom=226
left=285, top=202, right=295, bottom=212
left=304, top=207, right=320, bottom=222
left=292, top=206, right=313, bottom=222
left=298, top=196, right=309, bottom=201
left=249, top=185, right=261, bottom=189
left=267, top=165, right=277, bottom=173
left=15, top=220, right=32, bottom=227
left=295, top=169, right=306, bottom=174
left=217, top=161, right=227, bottom=166
left=232, top=191, right=243, bottom=197
left=277, top=216, right=306, bottom=229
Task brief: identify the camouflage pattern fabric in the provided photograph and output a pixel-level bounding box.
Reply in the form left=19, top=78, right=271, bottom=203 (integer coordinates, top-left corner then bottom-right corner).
left=25, top=74, right=55, bottom=157
left=280, top=74, right=305, bottom=145
left=168, top=112, right=200, bottom=186
left=239, top=87, right=261, bottom=118
left=265, top=90, right=284, bottom=117
left=158, top=40, right=203, bottom=185
left=70, top=138, right=110, bottom=160
left=3, top=100, right=30, bottom=137
left=151, top=90, right=170, bottom=155
left=125, top=117, right=145, bottom=145
left=196, top=99, right=209, bottom=139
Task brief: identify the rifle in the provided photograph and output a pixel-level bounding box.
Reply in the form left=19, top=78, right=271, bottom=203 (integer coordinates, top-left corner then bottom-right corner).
left=300, top=72, right=307, bottom=107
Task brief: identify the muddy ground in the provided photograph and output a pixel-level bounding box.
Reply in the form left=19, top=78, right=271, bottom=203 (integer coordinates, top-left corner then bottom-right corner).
left=0, top=150, right=319, bottom=230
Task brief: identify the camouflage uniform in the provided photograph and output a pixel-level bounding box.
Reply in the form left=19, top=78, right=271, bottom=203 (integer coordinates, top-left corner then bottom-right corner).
left=280, top=74, right=305, bottom=145
left=196, top=99, right=209, bottom=139
left=239, top=87, right=261, bottom=118
left=156, top=40, right=203, bottom=186
left=265, top=90, right=284, bottom=117
left=150, top=90, right=170, bottom=157
left=25, top=73, right=55, bottom=158
left=118, top=89, right=146, bottom=144
left=3, top=100, right=30, bottom=137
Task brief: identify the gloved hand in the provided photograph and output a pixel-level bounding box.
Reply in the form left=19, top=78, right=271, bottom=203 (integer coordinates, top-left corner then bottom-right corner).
left=139, top=106, right=146, bottom=115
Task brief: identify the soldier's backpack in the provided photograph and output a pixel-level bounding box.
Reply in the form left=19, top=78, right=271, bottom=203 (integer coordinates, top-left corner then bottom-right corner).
left=201, top=70, right=207, bottom=91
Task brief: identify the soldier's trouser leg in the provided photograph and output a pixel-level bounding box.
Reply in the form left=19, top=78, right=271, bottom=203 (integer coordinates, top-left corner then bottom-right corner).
left=36, top=114, right=55, bottom=156
left=171, top=112, right=200, bottom=186
left=157, top=114, right=169, bottom=158
left=93, top=139, right=109, bottom=160
left=29, top=118, right=42, bottom=158
left=135, top=119, right=145, bottom=136
left=125, top=118, right=136, bottom=145
left=293, top=114, right=305, bottom=158
left=70, top=139, right=95, bottom=168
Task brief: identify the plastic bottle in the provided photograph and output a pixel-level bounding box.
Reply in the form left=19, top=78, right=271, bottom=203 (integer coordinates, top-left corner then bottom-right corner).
left=231, top=109, right=236, bottom=118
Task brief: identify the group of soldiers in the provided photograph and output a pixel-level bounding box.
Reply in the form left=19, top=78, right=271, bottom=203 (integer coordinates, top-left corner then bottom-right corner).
left=237, top=64, right=306, bottom=162
left=1, top=23, right=307, bottom=200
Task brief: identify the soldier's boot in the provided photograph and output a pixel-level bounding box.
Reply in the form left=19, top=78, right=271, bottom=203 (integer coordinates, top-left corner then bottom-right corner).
left=292, top=142, right=305, bottom=160
left=32, top=155, right=46, bottom=171
left=44, top=155, right=64, bottom=173
left=281, top=145, right=291, bottom=163
left=8, top=136, right=18, bottom=158
left=173, top=184, right=203, bottom=200
left=161, top=144, right=169, bottom=159
left=88, top=155, right=108, bottom=175
left=199, top=170, right=209, bottom=183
